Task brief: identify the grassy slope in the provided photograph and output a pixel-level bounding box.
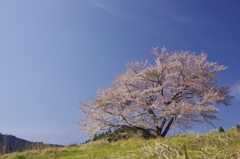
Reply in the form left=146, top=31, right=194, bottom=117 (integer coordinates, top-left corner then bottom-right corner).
left=1, top=128, right=240, bottom=159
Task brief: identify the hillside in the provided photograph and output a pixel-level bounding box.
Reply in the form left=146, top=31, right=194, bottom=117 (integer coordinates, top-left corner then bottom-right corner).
left=0, top=133, right=60, bottom=155
left=1, top=128, right=240, bottom=159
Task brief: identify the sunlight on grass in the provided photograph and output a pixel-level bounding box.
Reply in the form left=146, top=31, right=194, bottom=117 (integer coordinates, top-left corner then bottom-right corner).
left=1, top=128, right=240, bottom=159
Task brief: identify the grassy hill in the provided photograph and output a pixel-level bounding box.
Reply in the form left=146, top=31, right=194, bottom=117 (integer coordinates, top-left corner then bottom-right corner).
left=1, top=128, right=240, bottom=159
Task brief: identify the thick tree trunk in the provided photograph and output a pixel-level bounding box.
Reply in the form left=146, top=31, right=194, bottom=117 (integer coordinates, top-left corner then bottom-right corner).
left=161, top=117, right=174, bottom=138
left=159, top=118, right=167, bottom=134
left=156, top=126, right=161, bottom=136
left=142, top=130, right=151, bottom=140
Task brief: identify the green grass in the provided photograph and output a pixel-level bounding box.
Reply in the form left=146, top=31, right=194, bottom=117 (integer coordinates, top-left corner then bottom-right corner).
left=1, top=128, right=240, bottom=159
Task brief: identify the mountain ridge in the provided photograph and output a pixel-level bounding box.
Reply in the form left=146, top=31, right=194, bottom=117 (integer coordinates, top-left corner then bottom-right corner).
left=0, top=133, right=61, bottom=155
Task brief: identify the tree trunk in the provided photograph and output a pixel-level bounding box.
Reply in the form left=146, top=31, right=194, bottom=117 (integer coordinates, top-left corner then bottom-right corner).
left=156, top=126, right=161, bottom=136
left=161, top=117, right=174, bottom=138
left=142, top=130, right=151, bottom=140
left=159, top=118, right=167, bottom=135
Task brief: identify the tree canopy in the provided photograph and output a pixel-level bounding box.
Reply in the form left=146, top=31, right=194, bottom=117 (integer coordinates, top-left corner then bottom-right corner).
left=76, top=46, right=233, bottom=139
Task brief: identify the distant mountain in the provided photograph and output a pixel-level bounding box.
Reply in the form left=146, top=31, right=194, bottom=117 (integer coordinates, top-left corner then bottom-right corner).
left=0, top=133, right=61, bottom=155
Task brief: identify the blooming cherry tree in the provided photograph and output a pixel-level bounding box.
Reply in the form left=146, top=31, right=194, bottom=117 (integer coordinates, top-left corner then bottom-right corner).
left=76, top=46, right=233, bottom=139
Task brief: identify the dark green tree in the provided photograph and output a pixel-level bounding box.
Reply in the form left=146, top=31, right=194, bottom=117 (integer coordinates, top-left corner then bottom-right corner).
left=219, top=126, right=225, bottom=133
left=236, top=124, right=240, bottom=131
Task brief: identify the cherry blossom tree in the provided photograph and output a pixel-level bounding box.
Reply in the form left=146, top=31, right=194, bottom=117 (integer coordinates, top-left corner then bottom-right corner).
left=76, top=46, right=233, bottom=139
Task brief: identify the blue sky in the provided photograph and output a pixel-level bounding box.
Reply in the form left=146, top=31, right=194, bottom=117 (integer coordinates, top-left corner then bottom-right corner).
left=0, top=0, right=239, bottom=145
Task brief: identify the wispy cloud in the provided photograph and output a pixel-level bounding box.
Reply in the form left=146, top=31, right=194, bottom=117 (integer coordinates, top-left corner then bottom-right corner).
left=163, top=10, right=192, bottom=24
left=231, top=81, right=240, bottom=100
left=88, top=0, right=120, bottom=17
left=86, top=0, right=193, bottom=37
left=87, top=0, right=143, bottom=22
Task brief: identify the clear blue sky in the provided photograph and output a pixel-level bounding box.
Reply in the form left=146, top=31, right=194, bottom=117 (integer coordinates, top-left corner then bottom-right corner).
left=0, top=0, right=239, bottom=145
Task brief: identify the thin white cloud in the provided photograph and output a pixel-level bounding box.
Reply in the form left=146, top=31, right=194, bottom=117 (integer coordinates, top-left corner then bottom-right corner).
left=88, top=0, right=120, bottom=17
left=164, top=10, right=192, bottom=24
left=86, top=0, right=192, bottom=37
left=231, top=81, right=240, bottom=100
left=87, top=0, right=144, bottom=22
